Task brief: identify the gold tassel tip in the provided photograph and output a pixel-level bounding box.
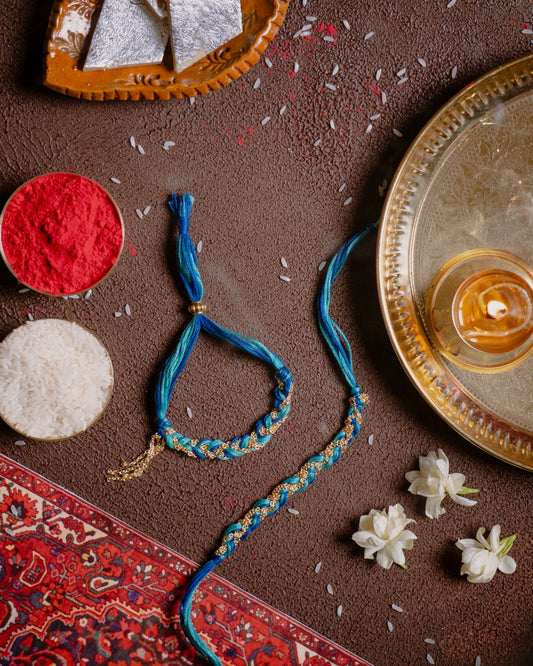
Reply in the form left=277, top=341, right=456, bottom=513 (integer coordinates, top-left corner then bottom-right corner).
left=106, top=434, right=166, bottom=482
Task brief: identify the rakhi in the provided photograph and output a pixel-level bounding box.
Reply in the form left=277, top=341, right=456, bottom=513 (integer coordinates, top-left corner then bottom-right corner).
left=107, top=192, right=293, bottom=481
left=179, top=217, right=377, bottom=662
left=108, top=192, right=377, bottom=664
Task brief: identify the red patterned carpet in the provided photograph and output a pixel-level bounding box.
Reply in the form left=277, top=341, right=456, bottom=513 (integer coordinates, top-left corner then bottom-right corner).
left=0, top=454, right=370, bottom=665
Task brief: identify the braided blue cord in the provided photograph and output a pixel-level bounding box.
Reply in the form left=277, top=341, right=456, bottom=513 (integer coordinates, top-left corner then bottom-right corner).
left=179, top=220, right=378, bottom=665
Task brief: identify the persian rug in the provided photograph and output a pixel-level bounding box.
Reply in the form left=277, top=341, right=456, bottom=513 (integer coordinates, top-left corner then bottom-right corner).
left=0, top=453, right=370, bottom=666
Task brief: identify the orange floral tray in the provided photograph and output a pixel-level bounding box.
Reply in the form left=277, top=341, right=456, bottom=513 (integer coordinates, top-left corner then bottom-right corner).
left=44, top=0, right=289, bottom=101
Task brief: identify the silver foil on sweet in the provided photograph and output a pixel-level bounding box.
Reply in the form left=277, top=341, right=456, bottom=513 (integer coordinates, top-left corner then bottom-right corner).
left=166, top=0, right=243, bottom=73
left=83, top=0, right=169, bottom=71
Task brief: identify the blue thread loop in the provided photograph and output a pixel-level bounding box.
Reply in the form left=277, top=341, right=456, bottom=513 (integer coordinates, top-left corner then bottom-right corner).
left=155, top=194, right=292, bottom=459
left=178, top=219, right=378, bottom=665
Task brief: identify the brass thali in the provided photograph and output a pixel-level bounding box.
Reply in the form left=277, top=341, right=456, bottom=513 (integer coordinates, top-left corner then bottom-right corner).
left=378, top=54, right=533, bottom=472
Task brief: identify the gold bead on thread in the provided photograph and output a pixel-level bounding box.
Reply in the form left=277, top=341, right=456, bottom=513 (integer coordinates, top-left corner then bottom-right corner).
left=188, top=301, right=206, bottom=315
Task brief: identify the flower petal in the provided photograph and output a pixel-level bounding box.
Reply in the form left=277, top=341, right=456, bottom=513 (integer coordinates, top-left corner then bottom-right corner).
left=498, top=555, right=516, bottom=575
left=425, top=494, right=445, bottom=519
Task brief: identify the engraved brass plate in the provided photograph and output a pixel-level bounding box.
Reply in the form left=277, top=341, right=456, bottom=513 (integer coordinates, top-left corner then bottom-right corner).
left=377, top=55, right=533, bottom=471
left=44, top=0, right=289, bottom=100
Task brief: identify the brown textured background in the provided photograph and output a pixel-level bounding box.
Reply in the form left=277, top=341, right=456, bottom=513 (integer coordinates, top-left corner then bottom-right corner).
left=1, top=1, right=532, bottom=664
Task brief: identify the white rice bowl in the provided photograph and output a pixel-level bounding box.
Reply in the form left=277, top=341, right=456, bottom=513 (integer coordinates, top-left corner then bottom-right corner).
left=0, top=319, right=113, bottom=439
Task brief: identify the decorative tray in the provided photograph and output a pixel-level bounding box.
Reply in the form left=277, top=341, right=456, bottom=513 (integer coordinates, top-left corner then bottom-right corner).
left=377, top=54, right=533, bottom=472
left=44, top=0, right=289, bottom=100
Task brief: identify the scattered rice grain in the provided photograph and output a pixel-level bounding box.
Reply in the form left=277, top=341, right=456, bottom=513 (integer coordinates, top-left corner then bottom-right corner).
left=18, top=288, right=30, bottom=294
left=318, top=261, right=327, bottom=272
left=69, top=294, right=80, bottom=299
left=306, top=15, right=317, bottom=21
left=27, top=313, right=34, bottom=321
left=300, top=30, right=312, bottom=37
left=281, top=257, right=288, bottom=268
left=332, top=64, right=339, bottom=76
left=189, top=97, right=195, bottom=105
left=265, top=57, right=273, bottom=68
left=125, top=304, right=131, bottom=316
left=302, top=24, right=313, bottom=32
left=288, top=507, right=299, bottom=515
left=336, top=605, right=343, bottom=617
left=163, top=141, right=175, bottom=150
left=143, top=205, right=151, bottom=216
left=302, top=0, right=307, bottom=6
left=343, top=20, right=350, bottom=30
left=368, top=433, right=374, bottom=445
left=129, top=136, right=136, bottom=148
left=327, top=583, right=334, bottom=595
left=293, top=29, right=303, bottom=39
left=364, top=31, right=374, bottom=40
left=294, top=62, right=300, bottom=73
left=370, top=113, right=381, bottom=120
left=381, top=91, right=387, bottom=104
left=85, top=289, right=92, bottom=300
left=376, top=68, right=382, bottom=81
left=253, top=78, right=261, bottom=89
left=396, top=67, right=406, bottom=77
left=522, top=28, right=533, bottom=35
left=280, top=105, right=287, bottom=115
left=323, top=35, right=335, bottom=42
left=475, top=658, right=481, bottom=666
left=279, top=275, right=291, bottom=282
left=424, top=638, right=436, bottom=644
left=397, top=76, right=408, bottom=85
left=137, top=144, right=145, bottom=155
left=314, top=561, right=322, bottom=573
left=114, top=311, right=122, bottom=317
left=426, top=655, right=435, bottom=665
left=338, top=182, right=346, bottom=192
left=365, top=124, right=373, bottom=134
left=14, top=440, right=26, bottom=446
left=136, top=209, right=143, bottom=220
left=313, top=139, right=322, bottom=147
left=329, top=119, right=336, bottom=130
left=418, top=57, right=427, bottom=67
left=261, top=116, right=271, bottom=126
left=325, top=83, right=337, bottom=91
left=447, top=0, right=456, bottom=6
left=197, top=240, right=203, bottom=253
left=391, top=604, right=403, bottom=612
left=343, top=197, right=352, bottom=206
left=187, top=406, right=193, bottom=419
left=451, top=65, right=458, bottom=79
left=393, top=128, right=403, bottom=137
left=387, top=621, right=394, bottom=632
left=110, top=177, right=121, bottom=184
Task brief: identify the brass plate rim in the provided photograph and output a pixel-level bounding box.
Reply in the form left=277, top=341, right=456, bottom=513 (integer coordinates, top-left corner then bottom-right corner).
left=377, top=54, right=533, bottom=472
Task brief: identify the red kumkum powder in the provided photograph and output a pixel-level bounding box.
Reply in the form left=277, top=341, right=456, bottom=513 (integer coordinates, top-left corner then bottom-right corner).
left=0, top=173, right=123, bottom=295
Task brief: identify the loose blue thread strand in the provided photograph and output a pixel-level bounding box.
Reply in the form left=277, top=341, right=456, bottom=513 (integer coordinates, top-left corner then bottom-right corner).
left=178, top=216, right=378, bottom=665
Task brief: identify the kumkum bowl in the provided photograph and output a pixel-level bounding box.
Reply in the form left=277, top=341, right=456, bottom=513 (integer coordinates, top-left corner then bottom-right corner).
left=0, top=173, right=124, bottom=297
left=44, top=0, right=290, bottom=101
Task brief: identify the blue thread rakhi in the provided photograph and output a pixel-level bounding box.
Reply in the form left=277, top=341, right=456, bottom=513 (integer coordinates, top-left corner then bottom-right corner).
left=108, top=192, right=376, bottom=665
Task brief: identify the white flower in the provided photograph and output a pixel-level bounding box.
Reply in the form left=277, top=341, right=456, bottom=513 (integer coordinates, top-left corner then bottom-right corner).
left=352, top=503, right=416, bottom=569
left=456, top=525, right=517, bottom=583
left=405, top=448, right=478, bottom=519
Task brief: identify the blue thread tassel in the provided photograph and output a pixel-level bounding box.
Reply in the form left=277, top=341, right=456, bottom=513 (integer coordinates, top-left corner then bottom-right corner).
left=177, top=215, right=378, bottom=664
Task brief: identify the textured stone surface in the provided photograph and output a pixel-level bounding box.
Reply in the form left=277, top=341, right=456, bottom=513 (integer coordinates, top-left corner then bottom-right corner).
left=1, top=2, right=532, bottom=665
